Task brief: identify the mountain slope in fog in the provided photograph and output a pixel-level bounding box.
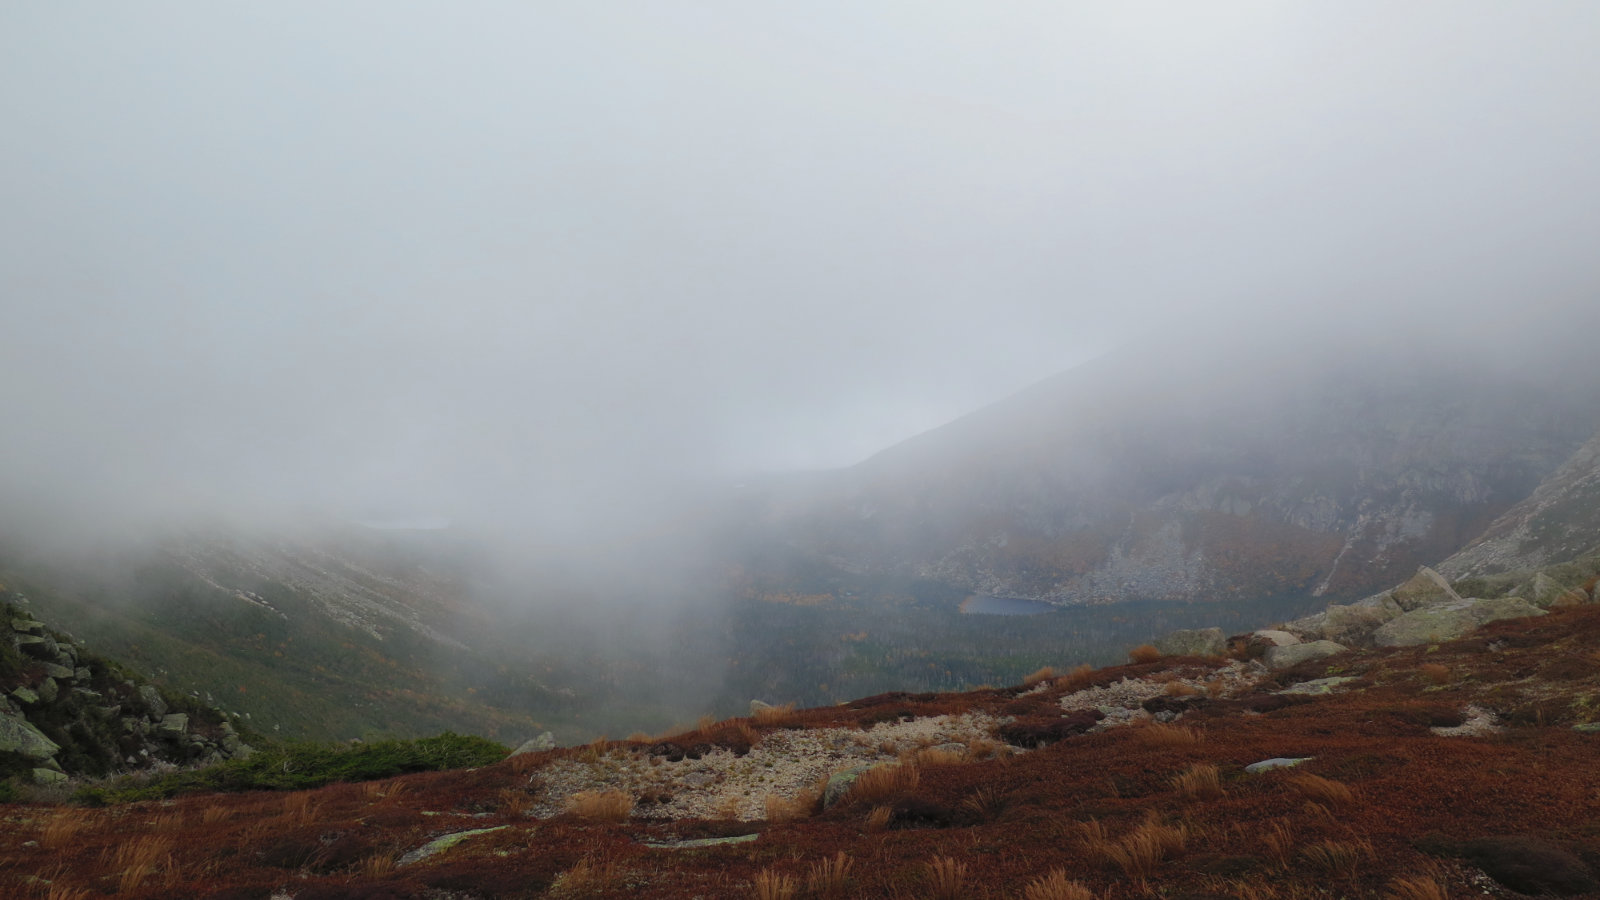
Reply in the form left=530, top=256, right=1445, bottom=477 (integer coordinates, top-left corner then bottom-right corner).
left=748, top=338, right=1600, bottom=607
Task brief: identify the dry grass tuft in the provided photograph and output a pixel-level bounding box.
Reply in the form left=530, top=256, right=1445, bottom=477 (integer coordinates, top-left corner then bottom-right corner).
left=1023, top=868, right=1097, bottom=900
left=565, top=790, right=634, bottom=823
left=579, top=736, right=609, bottom=764
left=105, top=836, right=174, bottom=893
left=736, top=720, right=761, bottom=747
left=1419, top=663, right=1453, bottom=685
left=696, top=713, right=718, bottom=733
left=910, top=746, right=967, bottom=767
left=360, top=852, right=396, bottom=879
left=499, top=786, right=533, bottom=816
left=764, top=788, right=819, bottom=823
left=45, top=884, right=92, bottom=900
left=1080, top=817, right=1188, bottom=879
left=1059, top=663, right=1098, bottom=692
left=201, top=804, right=233, bottom=825
left=1204, top=677, right=1228, bottom=698
left=865, top=804, right=894, bottom=831
left=960, top=786, right=1009, bottom=820
left=753, top=703, right=799, bottom=727
left=1023, top=666, right=1056, bottom=687
left=553, top=856, right=624, bottom=896
left=149, top=811, right=184, bottom=831
left=1261, top=819, right=1295, bottom=866
left=752, top=867, right=798, bottom=900
left=279, top=791, right=317, bottom=826
left=508, top=750, right=544, bottom=775
left=805, top=852, right=854, bottom=897
left=1300, top=839, right=1373, bottom=878
left=849, top=763, right=920, bottom=803
left=1386, top=874, right=1449, bottom=900
left=1129, top=644, right=1162, bottom=664
left=40, top=809, right=90, bottom=849
left=1286, top=773, right=1355, bottom=806
left=924, top=856, right=968, bottom=900
left=1170, top=763, right=1224, bottom=800
left=1133, top=723, right=1203, bottom=748
left=1164, top=680, right=1201, bottom=697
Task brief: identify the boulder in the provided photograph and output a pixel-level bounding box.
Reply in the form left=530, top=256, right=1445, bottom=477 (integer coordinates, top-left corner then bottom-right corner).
left=158, top=713, right=189, bottom=737
left=1152, top=628, right=1226, bottom=658
left=1390, top=567, right=1462, bottom=611
left=10, top=618, right=44, bottom=635
left=1263, top=640, right=1348, bottom=670
left=1253, top=630, right=1300, bottom=647
left=749, top=700, right=773, bottom=715
left=1532, top=572, right=1578, bottom=608
left=36, top=678, right=57, bottom=704
left=509, top=732, right=556, bottom=756
left=32, top=767, right=69, bottom=787
left=138, top=685, right=168, bottom=719
left=10, top=687, right=39, bottom=707
left=0, top=711, right=60, bottom=761
left=15, top=634, right=58, bottom=659
left=1279, top=676, right=1360, bottom=695
left=1285, top=595, right=1400, bottom=644
left=1372, top=598, right=1546, bottom=648
left=41, top=663, right=74, bottom=680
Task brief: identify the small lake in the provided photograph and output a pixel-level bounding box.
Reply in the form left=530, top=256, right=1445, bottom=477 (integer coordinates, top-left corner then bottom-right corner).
left=958, top=594, right=1057, bottom=616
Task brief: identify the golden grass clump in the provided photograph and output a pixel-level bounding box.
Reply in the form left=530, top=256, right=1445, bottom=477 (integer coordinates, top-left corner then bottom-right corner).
left=848, top=763, right=920, bottom=803
left=752, top=867, right=798, bottom=900
left=1300, top=839, right=1373, bottom=878
left=1418, top=663, right=1453, bottom=685
left=40, top=809, right=90, bottom=849
left=753, top=703, right=799, bottom=727
left=1261, top=819, right=1295, bottom=866
left=1059, top=663, right=1098, bottom=692
left=805, top=851, right=854, bottom=897
left=924, top=856, right=968, bottom=900
left=910, top=746, right=967, bottom=767
left=1023, top=868, right=1097, bottom=900
left=764, top=788, right=819, bottom=823
left=1386, top=874, right=1449, bottom=900
left=1133, top=723, right=1203, bottom=748
left=360, top=852, right=396, bottom=879
left=1080, top=816, right=1188, bottom=879
left=865, top=804, right=894, bottom=831
left=565, top=790, right=634, bottom=823
left=1022, top=666, right=1056, bottom=687
left=1129, top=644, right=1162, bottom=664
left=553, top=857, right=624, bottom=896
left=1163, top=680, right=1201, bottom=696
left=1204, top=677, right=1228, bottom=698
left=736, top=720, right=761, bottom=747
left=498, top=787, right=533, bottom=816
left=104, top=836, right=174, bottom=893
left=1170, top=763, right=1224, bottom=800
left=960, top=786, right=1008, bottom=820
left=579, top=736, right=609, bottom=764
left=201, top=804, right=233, bottom=825
left=45, top=884, right=93, bottom=900
left=1285, top=773, right=1355, bottom=806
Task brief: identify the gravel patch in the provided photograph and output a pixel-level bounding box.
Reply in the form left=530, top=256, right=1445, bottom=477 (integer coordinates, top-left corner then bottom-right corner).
left=527, top=712, right=1001, bottom=822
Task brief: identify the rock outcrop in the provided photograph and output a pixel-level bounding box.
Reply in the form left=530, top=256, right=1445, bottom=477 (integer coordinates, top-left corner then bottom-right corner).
left=0, top=592, right=252, bottom=786
left=1152, top=628, right=1226, bottom=658
left=1371, top=598, right=1546, bottom=648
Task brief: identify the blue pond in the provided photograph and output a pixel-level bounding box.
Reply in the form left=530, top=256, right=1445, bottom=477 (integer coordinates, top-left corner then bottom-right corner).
left=958, top=595, right=1057, bottom=616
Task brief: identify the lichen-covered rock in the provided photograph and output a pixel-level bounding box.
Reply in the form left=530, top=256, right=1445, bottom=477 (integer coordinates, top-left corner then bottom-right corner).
left=32, top=767, right=68, bottom=786
left=1532, top=572, right=1577, bottom=608
left=509, top=732, right=556, bottom=756
left=1371, top=597, right=1546, bottom=647
left=1286, top=595, right=1401, bottom=643
left=158, top=713, right=189, bottom=737
left=822, top=765, right=872, bottom=808
left=1263, top=640, right=1348, bottom=670
left=138, top=685, right=167, bottom=719
left=1152, top=627, right=1226, bottom=657
left=1390, top=567, right=1463, bottom=611
left=36, top=678, right=58, bottom=704
left=0, top=711, right=60, bottom=761
left=1244, top=757, right=1314, bottom=773
left=1253, top=630, right=1300, bottom=647
left=397, top=826, right=508, bottom=867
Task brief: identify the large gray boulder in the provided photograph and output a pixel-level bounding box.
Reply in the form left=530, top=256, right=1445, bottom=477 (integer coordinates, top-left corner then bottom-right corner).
left=1152, top=628, right=1226, bottom=658
left=0, top=711, right=60, bottom=761
left=1390, top=567, right=1462, bottom=611
left=1263, top=640, right=1348, bottom=670
left=1285, top=595, right=1401, bottom=644
left=509, top=732, right=557, bottom=756
left=158, top=713, right=189, bottom=737
left=138, top=685, right=168, bottom=719
left=1371, top=597, right=1546, bottom=647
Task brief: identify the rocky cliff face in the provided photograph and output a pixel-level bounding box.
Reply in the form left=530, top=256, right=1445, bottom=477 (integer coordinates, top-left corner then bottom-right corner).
left=748, top=346, right=1600, bottom=607
left=0, top=589, right=252, bottom=789
left=1438, top=429, right=1600, bottom=579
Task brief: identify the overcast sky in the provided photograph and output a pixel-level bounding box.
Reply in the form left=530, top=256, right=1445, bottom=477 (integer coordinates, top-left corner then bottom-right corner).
left=4, top=2, right=1599, bottom=537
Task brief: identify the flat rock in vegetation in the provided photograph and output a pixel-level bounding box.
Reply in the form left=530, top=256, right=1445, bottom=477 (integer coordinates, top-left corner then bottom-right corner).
left=1153, top=627, right=1225, bottom=657
left=1371, top=598, right=1545, bottom=647
left=1244, top=757, right=1314, bottom=773
left=1279, top=676, right=1360, bottom=695
left=1264, top=640, right=1347, bottom=670
left=822, top=765, right=872, bottom=808
left=397, top=825, right=508, bottom=867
